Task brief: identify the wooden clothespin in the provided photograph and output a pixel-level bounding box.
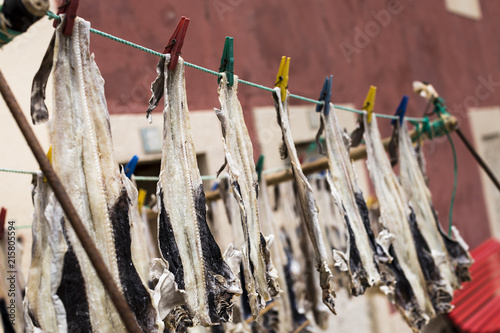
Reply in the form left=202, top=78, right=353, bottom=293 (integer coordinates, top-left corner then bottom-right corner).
left=391, top=95, right=409, bottom=126
left=218, top=37, right=234, bottom=87
left=363, top=85, right=377, bottom=124
left=275, top=56, right=290, bottom=101
left=316, top=75, right=333, bottom=116
left=163, top=16, right=190, bottom=71
left=54, top=0, right=79, bottom=36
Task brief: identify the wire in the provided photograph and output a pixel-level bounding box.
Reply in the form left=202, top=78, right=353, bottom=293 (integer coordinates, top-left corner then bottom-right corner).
left=46, top=11, right=427, bottom=123
left=445, top=131, right=458, bottom=237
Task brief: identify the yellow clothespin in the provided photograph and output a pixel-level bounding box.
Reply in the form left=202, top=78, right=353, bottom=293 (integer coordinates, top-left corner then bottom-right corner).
left=137, top=189, right=147, bottom=212
left=275, top=56, right=290, bottom=101
left=363, top=85, right=377, bottom=124
left=44, top=145, right=52, bottom=182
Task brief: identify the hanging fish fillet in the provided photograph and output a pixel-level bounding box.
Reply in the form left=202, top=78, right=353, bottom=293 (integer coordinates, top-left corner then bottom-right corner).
left=147, top=55, right=241, bottom=328
left=317, top=104, right=386, bottom=296
left=27, top=18, right=163, bottom=332
left=258, top=178, right=294, bottom=333
left=24, top=173, right=66, bottom=333
left=364, top=114, right=435, bottom=331
left=398, top=124, right=472, bottom=289
left=272, top=183, right=310, bottom=332
left=215, top=74, right=279, bottom=318
left=272, top=88, right=336, bottom=314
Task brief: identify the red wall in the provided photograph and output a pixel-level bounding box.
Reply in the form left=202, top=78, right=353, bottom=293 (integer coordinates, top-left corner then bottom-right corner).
left=79, top=0, right=500, bottom=248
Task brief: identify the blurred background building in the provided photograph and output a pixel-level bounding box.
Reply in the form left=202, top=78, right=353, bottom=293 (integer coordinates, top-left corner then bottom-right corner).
left=0, top=0, right=499, bottom=332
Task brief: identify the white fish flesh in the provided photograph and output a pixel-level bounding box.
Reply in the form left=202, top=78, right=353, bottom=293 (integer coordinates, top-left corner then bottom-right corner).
left=216, top=73, right=279, bottom=318
left=272, top=88, right=336, bottom=314
left=147, top=55, right=241, bottom=328
left=318, top=104, right=385, bottom=296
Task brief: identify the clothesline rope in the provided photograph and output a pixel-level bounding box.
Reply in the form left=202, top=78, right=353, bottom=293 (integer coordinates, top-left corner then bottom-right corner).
left=46, top=11, right=427, bottom=123
left=0, top=165, right=292, bottom=181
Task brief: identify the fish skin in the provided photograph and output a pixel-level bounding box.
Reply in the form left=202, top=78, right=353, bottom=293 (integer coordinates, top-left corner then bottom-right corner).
left=27, top=18, right=163, bottom=332
left=364, top=114, right=434, bottom=330
left=30, top=32, right=55, bottom=125
left=272, top=88, right=336, bottom=315
left=319, top=104, right=382, bottom=296
left=216, top=74, right=279, bottom=318
left=153, top=55, right=241, bottom=327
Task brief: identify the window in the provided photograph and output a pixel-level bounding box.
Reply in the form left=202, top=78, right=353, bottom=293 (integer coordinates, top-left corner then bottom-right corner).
left=445, top=0, right=482, bottom=20
left=469, top=107, right=500, bottom=238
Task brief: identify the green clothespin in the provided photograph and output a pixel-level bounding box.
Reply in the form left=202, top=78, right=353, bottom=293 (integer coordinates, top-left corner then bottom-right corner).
left=218, top=36, right=234, bottom=87
left=433, top=97, right=449, bottom=116
left=255, top=155, right=264, bottom=182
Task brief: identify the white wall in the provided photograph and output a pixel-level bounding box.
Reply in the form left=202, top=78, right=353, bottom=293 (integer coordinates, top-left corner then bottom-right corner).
left=0, top=16, right=55, bottom=274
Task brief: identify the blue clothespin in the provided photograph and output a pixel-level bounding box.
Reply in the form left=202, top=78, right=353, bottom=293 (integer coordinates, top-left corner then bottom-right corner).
left=124, top=155, right=139, bottom=179
left=316, top=75, right=333, bottom=116
left=211, top=181, right=220, bottom=191
left=391, top=95, right=409, bottom=126
left=218, top=37, right=234, bottom=87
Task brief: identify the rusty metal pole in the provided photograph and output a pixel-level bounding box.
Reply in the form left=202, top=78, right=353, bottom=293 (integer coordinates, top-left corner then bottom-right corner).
left=0, top=69, right=143, bottom=333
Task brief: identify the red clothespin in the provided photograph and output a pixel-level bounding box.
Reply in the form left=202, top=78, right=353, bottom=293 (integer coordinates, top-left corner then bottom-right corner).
left=53, top=0, right=80, bottom=36
left=0, top=207, right=6, bottom=239
left=163, top=16, right=190, bottom=71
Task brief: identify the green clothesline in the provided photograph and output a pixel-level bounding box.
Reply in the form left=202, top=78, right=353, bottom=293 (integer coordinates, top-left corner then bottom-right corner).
left=46, top=11, right=429, bottom=123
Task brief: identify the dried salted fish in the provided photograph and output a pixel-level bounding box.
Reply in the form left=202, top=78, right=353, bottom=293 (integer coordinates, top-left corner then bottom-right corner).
left=364, top=114, right=434, bottom=331
left=272, top=88, right=336, bottom=314
left=398, top=124, right=472, bottom=289
left=24, top=173, right=66, bottom=333
left=147, top=54, right=241, bottom=328
left=215, top=73, right=279, bottom=318
left=27, top=18, right=163, bottom=333
left=258, top=178, right=294, bottom=333
left=317, top=104, right=386, bottom=296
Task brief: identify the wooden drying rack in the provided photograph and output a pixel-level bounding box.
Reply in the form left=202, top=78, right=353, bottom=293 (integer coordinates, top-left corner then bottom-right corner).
left=205, top=115, right=458, bottom=201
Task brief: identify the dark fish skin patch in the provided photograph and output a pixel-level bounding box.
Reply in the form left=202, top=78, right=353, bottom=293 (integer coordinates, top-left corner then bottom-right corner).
left=407, top=208, right=441, bottom=283
left=110, top=189, right=159, bottom=332
left=407, top=207, right=452, bottom=313
left=57, top=218, right=92, bottom=333
left=30, top=32, right=55, bottom=125
left=158, top=188, right=185, bottom=290
left=194, top=185, right=236, bottom=323
left=344, top=211, right=369, bottom=296
left=431, top=205, right=471, bottom=283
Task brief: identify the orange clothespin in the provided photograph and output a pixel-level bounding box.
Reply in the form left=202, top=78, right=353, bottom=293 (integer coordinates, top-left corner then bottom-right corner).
left=275, top=56, right=290, bottom=101
left=363, top=86, right=377, bottom=124
left=54, top=0, right=79, bottom=36
left=163, top=16, right=190, bottom=71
